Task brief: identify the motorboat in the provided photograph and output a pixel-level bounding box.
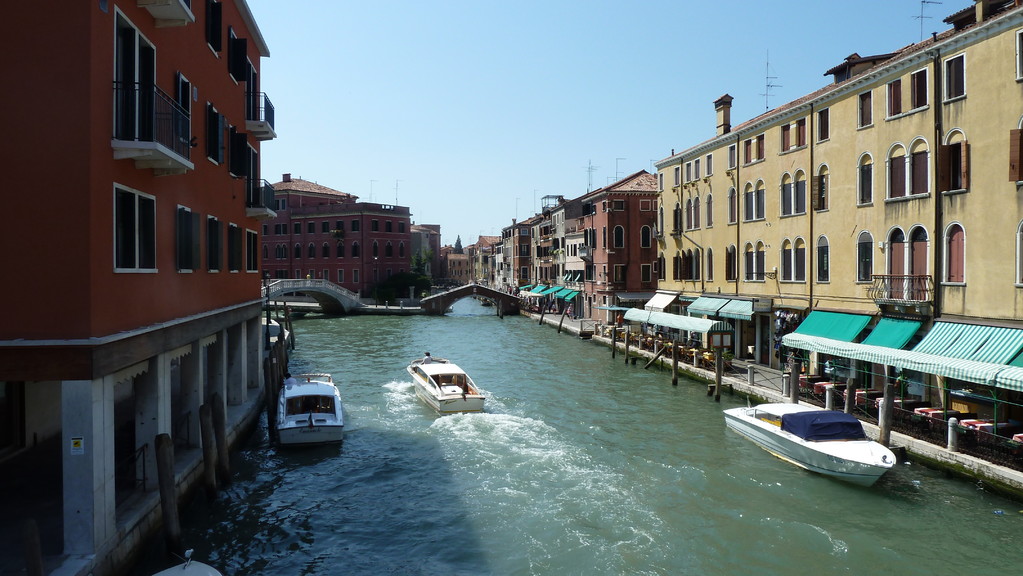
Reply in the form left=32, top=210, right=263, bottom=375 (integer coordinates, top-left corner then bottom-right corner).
left=723, top=402, right=895, bottom=486
left=406, top=357, right=485, bottom=414
left=151, top=550, right=223, bottom=575
left=277, top=373, right=344, bottom=445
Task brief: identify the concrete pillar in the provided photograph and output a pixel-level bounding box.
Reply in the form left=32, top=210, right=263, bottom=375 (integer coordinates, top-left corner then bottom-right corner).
left=207, top=330, right=227, bottom=410
left=179, top=342, right=204, bottom=449
left=947, top=417, right=960, bottom=452
left=247, top=316, right=261, bottom=390
left=747, top=364, right=756, bottom=386
left=825, top=384, right=835, bottom=411
left=136, top=356, right=171, bottom=491
left=227, top=324, right=246, bottom=405
left=61, top=378, right=115, bottom=556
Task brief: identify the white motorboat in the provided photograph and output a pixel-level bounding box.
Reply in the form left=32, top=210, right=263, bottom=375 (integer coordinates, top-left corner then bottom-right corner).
left=151, top=550, right=222, bottom=575
left=723, top=402, right=895, bottom=486
left=277, top=373, right=344, bottom=445
left=407, top=357, right=485, bottom=414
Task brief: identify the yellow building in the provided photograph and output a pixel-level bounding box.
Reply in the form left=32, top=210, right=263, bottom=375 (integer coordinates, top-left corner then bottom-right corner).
left=655, top=0, right=1023, bottom=425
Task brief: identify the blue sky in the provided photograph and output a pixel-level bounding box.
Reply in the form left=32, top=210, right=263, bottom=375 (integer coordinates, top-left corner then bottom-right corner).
left=247, top=0, right=960, bottom=246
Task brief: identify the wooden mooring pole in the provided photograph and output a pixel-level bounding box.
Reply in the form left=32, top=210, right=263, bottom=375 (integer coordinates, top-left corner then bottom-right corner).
left=199, top=404, right=218, bottom=498
left=211, top=393, right=231, bottom=486
left=155, top=433, right=183, bottom=559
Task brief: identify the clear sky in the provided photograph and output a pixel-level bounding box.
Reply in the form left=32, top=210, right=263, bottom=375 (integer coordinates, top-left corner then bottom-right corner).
left=247, top=0, right=960, bottom=247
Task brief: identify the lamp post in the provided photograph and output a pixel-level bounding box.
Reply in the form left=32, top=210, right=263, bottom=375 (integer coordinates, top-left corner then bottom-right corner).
left=709, top=329, right=733, bottom=402
left=263, top=272, right=271, bottom=349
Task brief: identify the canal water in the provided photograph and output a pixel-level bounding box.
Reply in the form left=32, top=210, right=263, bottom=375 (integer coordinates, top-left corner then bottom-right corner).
left=137, top=299, right=1019, bottom=575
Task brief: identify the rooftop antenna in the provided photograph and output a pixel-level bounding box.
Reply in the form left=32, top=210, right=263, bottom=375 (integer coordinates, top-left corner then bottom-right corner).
left=760, top=50, right=781, bottom=111
left=585, top=159, right=599, bottom=192
left=394, top=179, right=401, bottom=204
left=916, top=0, right=942, bottom=41
left=615, top=157, right=626, bottom=182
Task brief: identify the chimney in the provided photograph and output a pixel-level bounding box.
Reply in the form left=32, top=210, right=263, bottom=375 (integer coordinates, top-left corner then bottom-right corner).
left=714, top=94, right=734, bottom=136
left=283, top=173, right=291, bottom=182
left=976, top=0, right=991, bottom=22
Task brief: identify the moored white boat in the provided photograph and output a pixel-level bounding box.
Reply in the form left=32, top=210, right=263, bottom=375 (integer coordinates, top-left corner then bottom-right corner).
left=277, top=373, right=344, bottom=446
left=406, top=357, right=485, bottom=414
left=723, top=402, right=895, bottom=486
left=151, top=550, right=222, bottom=575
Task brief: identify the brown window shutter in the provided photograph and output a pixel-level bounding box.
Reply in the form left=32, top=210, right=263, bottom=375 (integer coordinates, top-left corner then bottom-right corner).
left=937, top=144, right=950, bottom=192
left=1010, top=129, right=1023, bottom=181
left=960, top=141, right=970, bottom=189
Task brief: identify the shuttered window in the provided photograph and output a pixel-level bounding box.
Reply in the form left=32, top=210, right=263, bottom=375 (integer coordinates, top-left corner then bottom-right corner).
left=889, top=155, right=906, bottom=198
left=946, top=225, right=965, bottom=283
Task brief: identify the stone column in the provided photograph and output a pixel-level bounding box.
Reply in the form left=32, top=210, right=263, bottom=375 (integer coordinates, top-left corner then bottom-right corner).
left=62, top=378, right=115, bottom=555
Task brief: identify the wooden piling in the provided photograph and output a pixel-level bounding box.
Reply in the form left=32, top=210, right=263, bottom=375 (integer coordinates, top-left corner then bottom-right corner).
left=199, top=404, right=218, bottom=499
left=714, top=354, right=724, bottom=402
left=671, top=340, right=679, bottom=386
left=610, top=327, right=618, bottom=359
left=878, top=381, right=895, bottom=446
left=844, top=377, right=857, bottom=414
left=644, top=345, right=666, bottom=369
left=211, top=393, right=231, bottom=486
left=788, top=358, right=800, bottom=404
left=155, top=433, right=183, bottom=559
left=557, top=309, right=567, bottom=334
left=623, top=330, right=631, bottom=364
left=22, top=519, right=43, bottom=576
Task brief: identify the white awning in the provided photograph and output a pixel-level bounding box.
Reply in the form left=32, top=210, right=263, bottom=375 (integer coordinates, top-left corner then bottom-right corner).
left=644, top=291, right=680, bottom=311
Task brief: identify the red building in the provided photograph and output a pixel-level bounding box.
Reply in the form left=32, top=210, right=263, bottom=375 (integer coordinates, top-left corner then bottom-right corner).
left=1, top=1, right=273, bottom=570
left=577, top=171, right=660, bottom=321
left=263, top=175, right=412, bottom=296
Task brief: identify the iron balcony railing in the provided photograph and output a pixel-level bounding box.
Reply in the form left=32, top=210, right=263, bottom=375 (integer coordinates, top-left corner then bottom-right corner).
left=247, top=178, right=276, bottom=210
left=867, top=274, right=934, bottom=303
left=113, top=81, right=191, bottom=160
left=246, top=91, right=275, bottom=129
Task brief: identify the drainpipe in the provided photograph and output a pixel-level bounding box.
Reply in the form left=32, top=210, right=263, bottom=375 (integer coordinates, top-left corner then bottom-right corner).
left=931, top=47, right=944, bottom=318
left=807, top=102, right=815, bottom=313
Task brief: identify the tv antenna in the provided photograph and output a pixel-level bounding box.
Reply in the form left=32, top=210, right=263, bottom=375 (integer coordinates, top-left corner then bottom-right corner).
left=585, top=159, right=599, bottom=192
left=760, top=51, right=781, bottom=111
left=916, top=0, right=942, bottom=41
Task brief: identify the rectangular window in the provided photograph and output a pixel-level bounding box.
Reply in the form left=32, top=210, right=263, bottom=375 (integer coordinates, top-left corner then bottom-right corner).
left=685, top=162, right=692, bottom=182
left=728, top=144, right=736, bottom=169
left=911, top=151, right=928, bottom=195
left=1017, top=30, right=1023, bottom=80
left=796, top=118, right=806, bottom=147
left=207, top=216, right=222, bottom=271
left=858, top=91, right=873, bottom=127
left=694, top=158, right=701, bottom=179
left=705, top=154, right=713, bottom=176
left=246, top=230, right=258, bottom=272
left=817, top=108, right=830, bottom=141
left=322, top=221, right=330, bottom=233
left=658, top=172, right=664, bottom=191
left=756, top=134, right=765, bottom=160
left=939, top=141, right=969, bottom=191
left=641, top=264, right=651, bottom=283
left=613, top=264, right=626, bottom=283
left=351, top=219, right=360, bottom=232
left=781, top=125, right=791, bottom=151
left=115, top=187, right=156, bottom=271
left=371, top=219, right=379, bottom=231
left=176, top=206, right=201, bottom=271
left=945, top=54, right=965, bottom=100
left=743, top=139, right=752, bottom=164
left=293, top=222, right=301, bottom=235
left=206, top=103, right=224, bottom=163
left=205, top=0, right=222, bottom=51
left=673, top=166, right=680, bottom=186
left=307, top=222, right=315, bottom=234
left=911, top=69, right=928, bottom=108
left=887, top=79, right=902, bottom=117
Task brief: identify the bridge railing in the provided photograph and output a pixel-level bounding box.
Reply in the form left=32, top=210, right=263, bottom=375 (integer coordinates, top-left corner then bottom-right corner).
left=264, top=279, right=362, bottom=304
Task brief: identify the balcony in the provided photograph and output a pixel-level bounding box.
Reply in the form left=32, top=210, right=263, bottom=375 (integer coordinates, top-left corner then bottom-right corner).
left=246, top=179, right=277, bottom=220
left=137, top=0, right=195, bottom=28
left=246, top=92, right=277, bottom=141
left=111, top=82, right=194, bottom=176
left=579, top=245, right=593, bottom=261
left=867, top=275, right=934, bottom=309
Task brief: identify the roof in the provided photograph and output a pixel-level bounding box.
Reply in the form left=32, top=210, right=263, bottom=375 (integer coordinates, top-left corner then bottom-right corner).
left=418, top=362, right=468, bottom=377
left=581, top=171, right=658, bottom=201
left=272, top=177, right=357, bottom=200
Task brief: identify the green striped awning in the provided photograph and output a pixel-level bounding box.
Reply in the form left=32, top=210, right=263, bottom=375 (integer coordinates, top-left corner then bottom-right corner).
left=624, top=308, right=732, bottom=333
left=518, top=284, right=534, bottom=291
left=719, top=299, right=753, bottom=320
left=913, top=322, right=1023, bottom=364
left=556, top=290, right=579, bottom=300
left=530, top=285, right=548, bottom=293
left=861, top=317, right=922, bottom=349
left=792, top=311, right=872, bottom=342
left=687, top=296, right=729, bottom=317
left=538, top=286, right=562, bottom=295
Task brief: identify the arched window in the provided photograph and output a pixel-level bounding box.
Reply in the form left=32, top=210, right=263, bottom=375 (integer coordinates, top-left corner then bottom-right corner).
left=887, top=144, right=908, bottom=199
left=744, top=243, right=755, bottom=280
left=673, top=202, right=683, bottom=233
left=658, top=204, right=665, bottom=234
left=857, top=231, right=874, bottom=282
left=693, top=196, right=701, bottom=228
left=385, top=242, right=393, bottom=257
left=262, top=245, right=268, bottom=260
left=727, top=188, right=737, bottom=224
left=399, top=242, right=405, bottom=258
left=858, top=153, right=874, bottom=204
left=657, top=253, right=665, bottom=280
left=780, top=174, right=794, bottom=216
left=946, top=223, right=965, bottom=283
left=294, top=243, right=302, bottom=259
left=815, top=165, right=829, bottom=211
left=691, top=249, right=701, bottom=280
left=909, top=138, right=930, bottom=196
left=755, top=241, right=766, bottom=280
left=941, top=129, right=969, bottom=192
left=781, top=239, right=793, bottom=280
left=336, top=241, right=345, bottom=258
left=673, top=252, right=682, bottom=281
left=613, top=225, right=625, bottom=248
left=794, top=171, right=807, bottom=215
left=726, top=245, right=737, bottom=281
left=322, top=242, right=330, bottom=258
left=352, top=242, right=361, bottom=258
left=307, top=243, right=316, bottom=258
left=372, top=241, right=379, bottom=258
left=816, top=236, right=830, bottom=282
left=794, top=238, right=806, bottom=282
left=685, top=199, right=693, bottom=230
left=706, top=247, right=714, bottom=281
left=640, top=225, right=651, bottom=248
left=705, top=194, right=714, bottom=227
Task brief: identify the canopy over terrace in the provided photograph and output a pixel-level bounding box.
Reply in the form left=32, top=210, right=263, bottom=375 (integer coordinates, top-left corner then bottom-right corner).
left=624, top=308, right=732, bottom=334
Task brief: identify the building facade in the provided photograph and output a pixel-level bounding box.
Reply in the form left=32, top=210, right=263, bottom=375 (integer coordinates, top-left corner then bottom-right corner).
left=1, top=0, right=273, bottom=570
left=263, top=175, right=412, bottom=296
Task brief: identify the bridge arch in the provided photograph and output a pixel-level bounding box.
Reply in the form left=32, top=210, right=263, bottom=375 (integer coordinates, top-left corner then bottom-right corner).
left=420, top=284, right=520, bottom=317
left=263, top=279, right=364, bottom=315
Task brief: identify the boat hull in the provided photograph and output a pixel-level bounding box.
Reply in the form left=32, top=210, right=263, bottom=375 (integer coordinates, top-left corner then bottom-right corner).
left=412, top=380, right=485, bottom=414
left=278, top=423, right=344, bottom=446
left=277, top=376, right=344, bottom=446
left=723, top=405, right=895, bottom=486
left=406, top=360, right=485, bottom=414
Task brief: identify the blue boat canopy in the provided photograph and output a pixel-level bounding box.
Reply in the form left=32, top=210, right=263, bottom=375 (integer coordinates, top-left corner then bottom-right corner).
left=780, top=411, right=867, bottom=441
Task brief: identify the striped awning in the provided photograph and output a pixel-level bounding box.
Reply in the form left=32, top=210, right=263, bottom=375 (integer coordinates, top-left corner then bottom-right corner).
left=644, top=291, right=680, bottom=312
left=556, top=290, right=579, bottom=300
left=719, top=299, right=754, bottom=320
left=792, top=311, right=872, bottom=342
left=518, top=284, right=534, bottom=291
left=912, top=322, right=1023, bottom=364
left=530, top=285, right=548, bottom=293
left=861, top=317, right=922, bottom=349
left=538, top=286, right=562, bottom=295
left=687, top=296, right=729, bottom=317
left=624, top=308, right=732, bottom=334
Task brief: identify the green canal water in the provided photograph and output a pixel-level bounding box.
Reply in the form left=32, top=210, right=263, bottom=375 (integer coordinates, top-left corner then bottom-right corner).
left=137, top=299, right=1021, bottom=575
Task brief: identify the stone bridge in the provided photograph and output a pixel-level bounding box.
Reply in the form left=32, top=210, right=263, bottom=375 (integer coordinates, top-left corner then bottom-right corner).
left=420, top=284, right=520, bottom=317
left=263, top=279, right=364, bottom=315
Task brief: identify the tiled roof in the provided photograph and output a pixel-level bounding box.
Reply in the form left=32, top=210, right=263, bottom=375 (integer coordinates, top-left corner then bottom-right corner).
left=272, top=177, right=356, bottom=200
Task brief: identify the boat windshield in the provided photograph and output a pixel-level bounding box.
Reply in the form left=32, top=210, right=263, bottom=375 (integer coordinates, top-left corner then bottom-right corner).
left=286, top=396, right=335, bottom=414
